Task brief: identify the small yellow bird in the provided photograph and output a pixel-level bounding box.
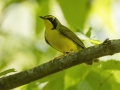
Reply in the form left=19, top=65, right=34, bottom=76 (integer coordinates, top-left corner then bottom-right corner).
left=40, top=15, right=94, bottom=65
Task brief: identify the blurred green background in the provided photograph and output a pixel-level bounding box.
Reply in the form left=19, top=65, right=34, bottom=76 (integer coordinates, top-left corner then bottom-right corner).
left=0, top=0, right=120, bottom=90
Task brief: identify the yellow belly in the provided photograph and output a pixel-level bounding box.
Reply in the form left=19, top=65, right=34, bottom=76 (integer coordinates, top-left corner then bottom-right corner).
left=45, top=29, right=81, bottom=53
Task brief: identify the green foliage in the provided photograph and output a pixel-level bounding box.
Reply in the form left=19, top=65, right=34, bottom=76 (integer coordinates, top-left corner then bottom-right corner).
left=0, top=68, right=16, bottom=76
left=86, top=27, right=92, bottom=38
left=89, top=39, right=102, bottom=45
left=0, top=0, right=120, bottom=90
left=57, top=0, right=89, bottom=30
left=102, top=60, right=120, bottom=70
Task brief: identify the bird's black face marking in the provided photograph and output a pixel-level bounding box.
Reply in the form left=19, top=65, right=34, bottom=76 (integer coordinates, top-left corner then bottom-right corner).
left=47, top=18, right=57, bottom=30
left=40, top=15, right=58, bottom=30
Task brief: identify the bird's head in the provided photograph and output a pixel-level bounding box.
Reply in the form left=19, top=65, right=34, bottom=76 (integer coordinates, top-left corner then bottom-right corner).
left=40, top=15, right=61, bottom=30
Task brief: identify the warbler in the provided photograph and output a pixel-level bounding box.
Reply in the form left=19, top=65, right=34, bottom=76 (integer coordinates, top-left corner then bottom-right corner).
left=40, top=15, right=95, bottom=65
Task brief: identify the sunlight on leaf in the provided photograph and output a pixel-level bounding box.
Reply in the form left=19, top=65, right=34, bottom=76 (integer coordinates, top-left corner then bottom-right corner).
left=89, top=39, right=102, bottom=45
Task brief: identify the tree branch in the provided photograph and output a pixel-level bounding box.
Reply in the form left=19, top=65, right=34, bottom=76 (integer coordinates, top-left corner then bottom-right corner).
left=0, top=39, right=120, bottom=90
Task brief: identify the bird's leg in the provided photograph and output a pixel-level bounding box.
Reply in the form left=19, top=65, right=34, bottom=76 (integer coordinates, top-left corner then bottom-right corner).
left=53, top=52, right=72, bottom=60
left=53, top=55, right=64, bottom=60
left=52, top=51, right=75, bottom=64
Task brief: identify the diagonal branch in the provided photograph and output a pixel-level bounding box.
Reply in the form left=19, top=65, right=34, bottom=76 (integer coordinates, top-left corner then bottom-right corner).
left=0, top=39, right=120, bottom=90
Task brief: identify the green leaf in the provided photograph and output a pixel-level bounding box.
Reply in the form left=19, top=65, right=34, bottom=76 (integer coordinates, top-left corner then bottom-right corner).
left=42, top=71, right=65, bottom=90
left=0, top=68, right=16, bottom=76
left=102, top=60, right=120, bottom=70
left=89, top=39, right=102, bottom=45
left=86, top=27, right=92, bottom=37
left=57, top=0, right=90, bottom=30
left=79, top=70, right=112, bottom=90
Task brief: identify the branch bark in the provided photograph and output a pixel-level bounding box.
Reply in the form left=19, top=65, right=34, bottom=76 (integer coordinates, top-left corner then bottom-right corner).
left=0, top=39, right=120, bottom=90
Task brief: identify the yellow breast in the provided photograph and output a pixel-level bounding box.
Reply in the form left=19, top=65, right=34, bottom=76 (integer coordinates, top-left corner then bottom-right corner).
left=45, top=28, right=80, bottom=53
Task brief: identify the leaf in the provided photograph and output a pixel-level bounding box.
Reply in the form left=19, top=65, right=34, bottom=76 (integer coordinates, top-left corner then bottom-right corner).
left=102, top=60, right=120, bottom=70
left=57, top=0, right=90, bottom=30
left=86, top=27, right=92, bottom=38
left=84, top=71, right=112, bottom=90
left=0, top=68, right=16, bottom=76
left=89, top=39, right=102, bottom=45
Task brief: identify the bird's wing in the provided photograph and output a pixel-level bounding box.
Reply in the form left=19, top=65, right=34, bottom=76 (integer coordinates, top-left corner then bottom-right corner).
left=59, top=25, right=86, bottom=49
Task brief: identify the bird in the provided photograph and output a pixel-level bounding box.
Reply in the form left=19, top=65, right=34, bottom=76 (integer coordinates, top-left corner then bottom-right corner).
left=40, top=15, right=96, bottom=65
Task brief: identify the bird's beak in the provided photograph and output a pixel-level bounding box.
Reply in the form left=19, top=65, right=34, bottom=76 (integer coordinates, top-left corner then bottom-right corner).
left=39, top=16, right=45, bottom=19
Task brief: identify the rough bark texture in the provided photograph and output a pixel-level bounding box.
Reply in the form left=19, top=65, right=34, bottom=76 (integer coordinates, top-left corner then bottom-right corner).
left=0, top=39, right=120, bottom=90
